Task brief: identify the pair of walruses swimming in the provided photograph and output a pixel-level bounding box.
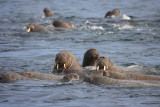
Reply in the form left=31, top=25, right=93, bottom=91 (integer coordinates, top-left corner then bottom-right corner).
left=1, top=49, right=160, bottom=86
left=26, top=8, right=74, bottom=32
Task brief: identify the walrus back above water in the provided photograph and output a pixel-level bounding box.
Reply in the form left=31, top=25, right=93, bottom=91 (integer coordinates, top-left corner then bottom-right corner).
left=82, top=48, right=100, bottom=67
left=105, top=8, right=120, bottom=18
left=53, top=20, right=74, bottom=29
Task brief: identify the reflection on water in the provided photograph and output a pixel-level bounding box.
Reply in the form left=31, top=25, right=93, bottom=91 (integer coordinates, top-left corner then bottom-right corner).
left=0, top=0, right=160, bottom=106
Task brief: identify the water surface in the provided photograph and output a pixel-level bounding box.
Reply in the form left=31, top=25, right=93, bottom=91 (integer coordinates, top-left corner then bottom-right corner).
left=0, top=0, right=160, bottom=107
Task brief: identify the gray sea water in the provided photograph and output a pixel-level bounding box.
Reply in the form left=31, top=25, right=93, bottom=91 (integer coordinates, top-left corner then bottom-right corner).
left=0, top=0, right=160, bottom=107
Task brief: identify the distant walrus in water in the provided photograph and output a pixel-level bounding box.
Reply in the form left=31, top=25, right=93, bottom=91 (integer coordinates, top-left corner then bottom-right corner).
left=52, top=20, right=75, bottom=29
left=105, top=8, right=120, bottom=18
left=26, top=23, right=49, bottom=32
left=82, top=48, right=100, bottom=67
left=43, top=8, right=55, bottom=17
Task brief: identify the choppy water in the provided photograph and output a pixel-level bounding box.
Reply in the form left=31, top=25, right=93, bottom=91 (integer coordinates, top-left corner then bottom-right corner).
left=0, top=0, right=160, bottom=107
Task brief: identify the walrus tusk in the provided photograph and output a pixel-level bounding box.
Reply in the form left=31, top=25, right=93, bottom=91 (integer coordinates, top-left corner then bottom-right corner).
left=26, top=28, right=31, bottom=32
left=64, top=64, right=66, bottom=69
left=104, top=66, right=106, bottom=70
left=71, top=24, right=74, bottom=28
left=56, top=64, right=59, bottom=70
left=96, top=66, right=99, bottom=70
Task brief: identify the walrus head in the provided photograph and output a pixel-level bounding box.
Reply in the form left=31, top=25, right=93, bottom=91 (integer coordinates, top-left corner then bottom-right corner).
left=53, top=51, right=83, bottom=74
left=105, top=8, right=120, bottom=18
left=43, top=8, right=55, bottom=17
left=26, top=23, right=47, bottom=32
left=94, top=56, right=116, bottom=71
left=82, top=48, right=100, bottom=67
left=112, top=8, right=120, bottom=16
left=52, top=20, right=74, bottom=29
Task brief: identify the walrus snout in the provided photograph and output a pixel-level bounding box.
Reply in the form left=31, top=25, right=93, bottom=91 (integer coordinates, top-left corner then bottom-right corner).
left=53, top=51, right=74, bottom=73
left=95, top=56, right=112, bottom=71
left=26, top=23, right=35, bottom=32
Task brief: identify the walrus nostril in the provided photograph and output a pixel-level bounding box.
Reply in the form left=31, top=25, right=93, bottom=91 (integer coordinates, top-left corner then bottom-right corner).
left=100, top=56, right=105, bottom=59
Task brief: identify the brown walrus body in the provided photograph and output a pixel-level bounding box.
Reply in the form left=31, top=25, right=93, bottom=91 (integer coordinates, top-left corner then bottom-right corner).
left=1, top=50, right=160, bottom=86
left=26, top=23, right=49, bottom=32
left=105, top=8, right=120, bottom=18
left=104, top=70, right=160, bottom=80
left=53, top=20, right=74, bottom=29
left=82, top=48, right=100, bottom=67
left=43, top=8, right=55, bottom=17
left=53, top=50, right=83, bottom=74
left=0, top=72, right=23, bottom=81
left=0, top=72, right=63, bottom=82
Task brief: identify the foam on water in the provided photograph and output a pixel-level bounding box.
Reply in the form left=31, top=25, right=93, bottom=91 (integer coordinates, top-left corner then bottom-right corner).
left=122, top=14, right=131, bottom=20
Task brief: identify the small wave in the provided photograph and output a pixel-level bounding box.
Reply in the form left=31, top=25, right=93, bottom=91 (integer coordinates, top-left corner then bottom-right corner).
left=111, top=23, right=134, bottom=30
left=122, top=14, right=131, bottom=20
left=81, top=21, right=104, bottom=30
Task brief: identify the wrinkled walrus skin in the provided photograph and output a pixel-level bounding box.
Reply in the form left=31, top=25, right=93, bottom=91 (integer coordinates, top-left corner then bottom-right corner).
left=26, top=23, right=49, bottom=32
left=0, top=72, right=63, bottom=82
left=82, top=48, right=100, bottom=67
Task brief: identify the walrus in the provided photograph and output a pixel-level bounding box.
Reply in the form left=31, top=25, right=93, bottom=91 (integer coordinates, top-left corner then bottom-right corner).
left=0, top=72, right=63, bottom=82
left=1, top=50, right=160, bottom=86
left=94, top=56, right=120, bottom=72
left=26, top=23, right=49, bottom=32
left=82, top=48, right=100, bottom=67
left=63, top=73, right=160, bottom=86
left=104, top=8, right=120, bottom=18
left=0, top=72, right=23, bottom=81
left=43, top=8, right=55, bottom=17
left=94, top=56, right=160, bottom=80
left=52, top=20, right=75, bottom=29
left=53, top=50, right=83, bottom=74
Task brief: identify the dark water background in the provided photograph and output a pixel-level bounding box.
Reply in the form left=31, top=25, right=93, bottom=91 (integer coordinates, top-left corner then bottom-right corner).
left=0, top=0, right=160, bottom=107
